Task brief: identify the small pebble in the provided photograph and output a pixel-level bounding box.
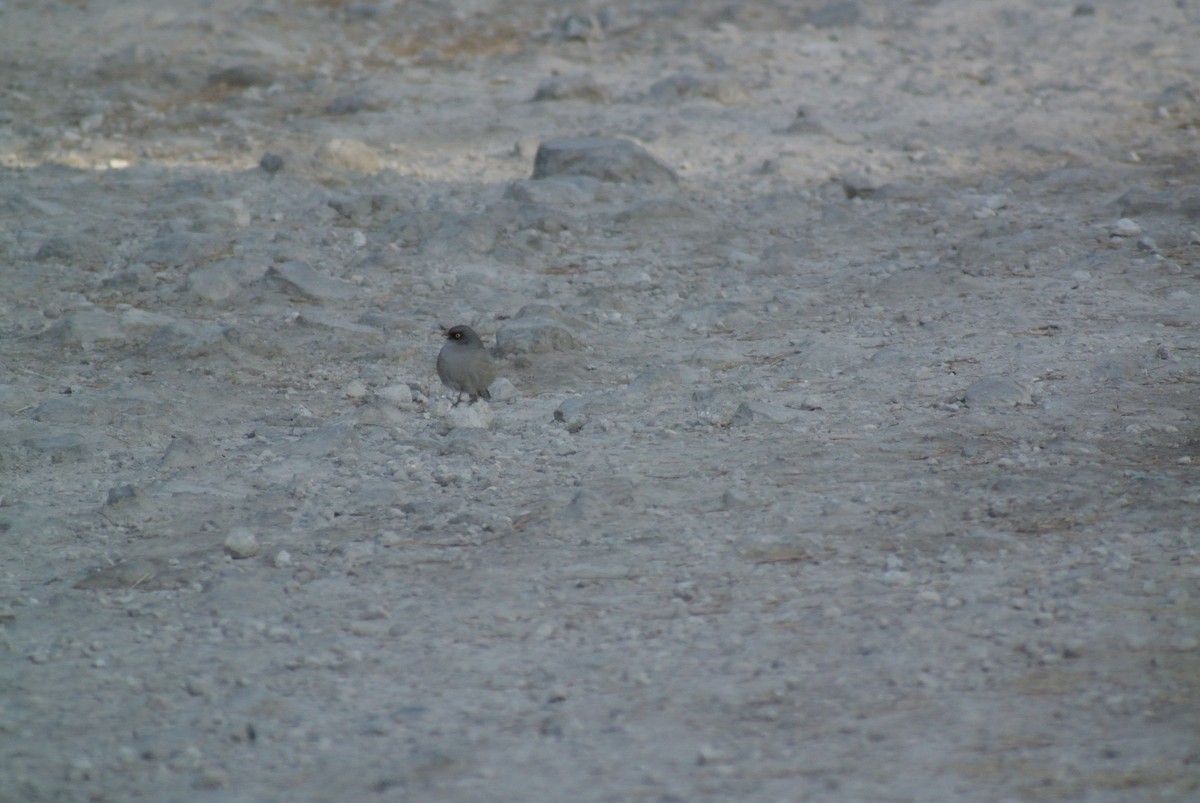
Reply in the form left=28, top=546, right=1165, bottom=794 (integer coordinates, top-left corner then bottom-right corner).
left=259, top=153, right=284, bottom=174
left=963, top=376, right=1033, bottom=409
left=1110, top=218, right=1142, bottom=237
left=224, top=527, right=259, bottom=559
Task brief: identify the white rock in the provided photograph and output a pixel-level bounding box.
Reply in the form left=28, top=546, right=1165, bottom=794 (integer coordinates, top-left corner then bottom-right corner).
left=1111, top=218, right=1142, bottom=237
left=963, top=376, right=1032, bottom=408
left=224, top=527, right=260, bottom=559
left=443, top=400, right=495, bottom=429
left=488, top=377, right=519, bottom=402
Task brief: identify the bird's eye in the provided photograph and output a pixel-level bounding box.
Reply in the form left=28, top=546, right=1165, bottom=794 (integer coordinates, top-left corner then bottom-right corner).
left=453, top=332, right=461, bottom=339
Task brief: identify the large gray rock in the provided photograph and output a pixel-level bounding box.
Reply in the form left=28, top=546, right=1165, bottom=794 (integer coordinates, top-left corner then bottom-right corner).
left=532, top=137, right=677, bottom=185
left=266, top=260, right=358, bottom=301
left=495, top=305, right=583, bottom=356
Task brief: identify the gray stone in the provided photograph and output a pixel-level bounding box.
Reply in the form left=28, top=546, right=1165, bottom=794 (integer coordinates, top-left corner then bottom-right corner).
left=35, top=234, right=100, bottom=262
left=554, top=13, right=604, bottom=42
left=731, top=401, right=800, bottom=425
left=487, top=377, right=519, bottom=403
left=259, top=153, right=284, bottom=174
left=687, top=343, right=747, bottom=370
left=496, top=307, right=581, bottom=355
left=224, top=527, right=260, bottom=559
left=646, top=72, right=750, bottom=105
left=735, top=533, right=829, bottom=563
left=963, top=376, right=1033, bottom=408
left=327, top=193, right=408, bottom=223
left=141, top=232, right=230, bottom=267
left=315, top=138, right=383, bottom=173
left=99, top=265, right=155, bottom=291
left=161, top=434, right=210, bottom=469
left=186, top=259, right=266, bottom=305
left=805, top=1, right=861, bottom=28
left=613, top=198, right=698, bottom=227
left=146, top=320, right=230, bottom=358
left=504, top=177, right=600, bottom=206
left=30, top=397, right=102, bottom=424
left=1110, top=218, right=1142, bottom=238
left=553, top=392, right=622, bottom=430
left=22, top=432, right=90, bottom=462
left=532, top=137, right=677, bottom=185
left=42, top=310, right=127, bottom=348
left=296, top=309, right=381, bottom=336
left=1115, top=188, right=1200, bottom=219
left=105, top=484, right=137, bottom=506
left=284, top=421, right=359, bottom=458
left=266, top=260, right=358, bottom=301
left=441, top=400, right=495, bottom=430
left=208, top=64, right=274, bottom=88
left=783, top=107, right=831, bottom=136
left=419, top=212, right=500, bottom=257
left=533, top=75, right=611, bottom=103
left=628, top=364, right=701, bottom=394
left=325, top=92, right=384, bottom=115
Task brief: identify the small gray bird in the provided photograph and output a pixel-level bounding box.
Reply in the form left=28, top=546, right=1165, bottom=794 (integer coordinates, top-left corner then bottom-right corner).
left=437, top=324, right=496, bottom=406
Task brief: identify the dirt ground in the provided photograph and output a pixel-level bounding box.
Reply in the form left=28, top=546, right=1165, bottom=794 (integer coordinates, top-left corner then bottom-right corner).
left=1, top=1, right=1198, bottom=800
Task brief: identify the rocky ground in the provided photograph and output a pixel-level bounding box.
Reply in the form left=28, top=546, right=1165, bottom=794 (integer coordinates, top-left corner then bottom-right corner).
left=1, top=0, right=1199, bottom=800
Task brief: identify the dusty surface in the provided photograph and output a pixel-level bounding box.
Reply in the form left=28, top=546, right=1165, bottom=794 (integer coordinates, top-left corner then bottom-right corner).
left=2, top=0, right=1199, bottom=800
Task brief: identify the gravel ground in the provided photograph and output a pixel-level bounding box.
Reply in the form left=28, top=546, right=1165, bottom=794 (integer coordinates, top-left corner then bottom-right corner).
left=1, top=1, right=1199, bottom=801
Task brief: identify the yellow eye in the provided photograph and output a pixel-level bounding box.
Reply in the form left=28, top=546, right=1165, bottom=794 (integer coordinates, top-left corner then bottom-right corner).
left=453, top=332, right=462, bottom=339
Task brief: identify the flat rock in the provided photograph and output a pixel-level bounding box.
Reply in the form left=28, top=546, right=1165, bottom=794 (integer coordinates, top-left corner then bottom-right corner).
left=296, top=309, right=381, bottom=336
left=532, top=74, right=612, bottom=103
left=504, top=176, right=600, bottom=206
left=496, top=311, right=581, bottom=355
left=963, top=376, right=1033, bottom=408
left=186, top=259, right=267, bottom=305
left=532, top=137, right=677, bottom=185
left=554, top=392, right=622, bottom=431
left=628, top=364, right=702, bottom=394
left=266, top=260, right=358, bottom=301
left=315, top=138, right=383, bottom=173
left=140, top=232, right=230, bottom=267
left=146, top=320, right=231, bottom=358
left=731, top=401, right=800, bottom=425
left=41, top=310, right=127, bottom=348
left=208, top=64, right=274, bottom=88
left=687, top=343, right=748, bottom=370
left=22, top=432, right=90, bottom=462
left=161, top=434, right=213, bottom=469
left=645, top=72, right=750, bottom=105
left=442, top=400, right=495, bottom=430
left=283, top=421, right=360, bottom=457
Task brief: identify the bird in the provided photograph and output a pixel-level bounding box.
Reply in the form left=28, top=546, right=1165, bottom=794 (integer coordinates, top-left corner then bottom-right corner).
left=436, top=324, right=496, bottom=406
